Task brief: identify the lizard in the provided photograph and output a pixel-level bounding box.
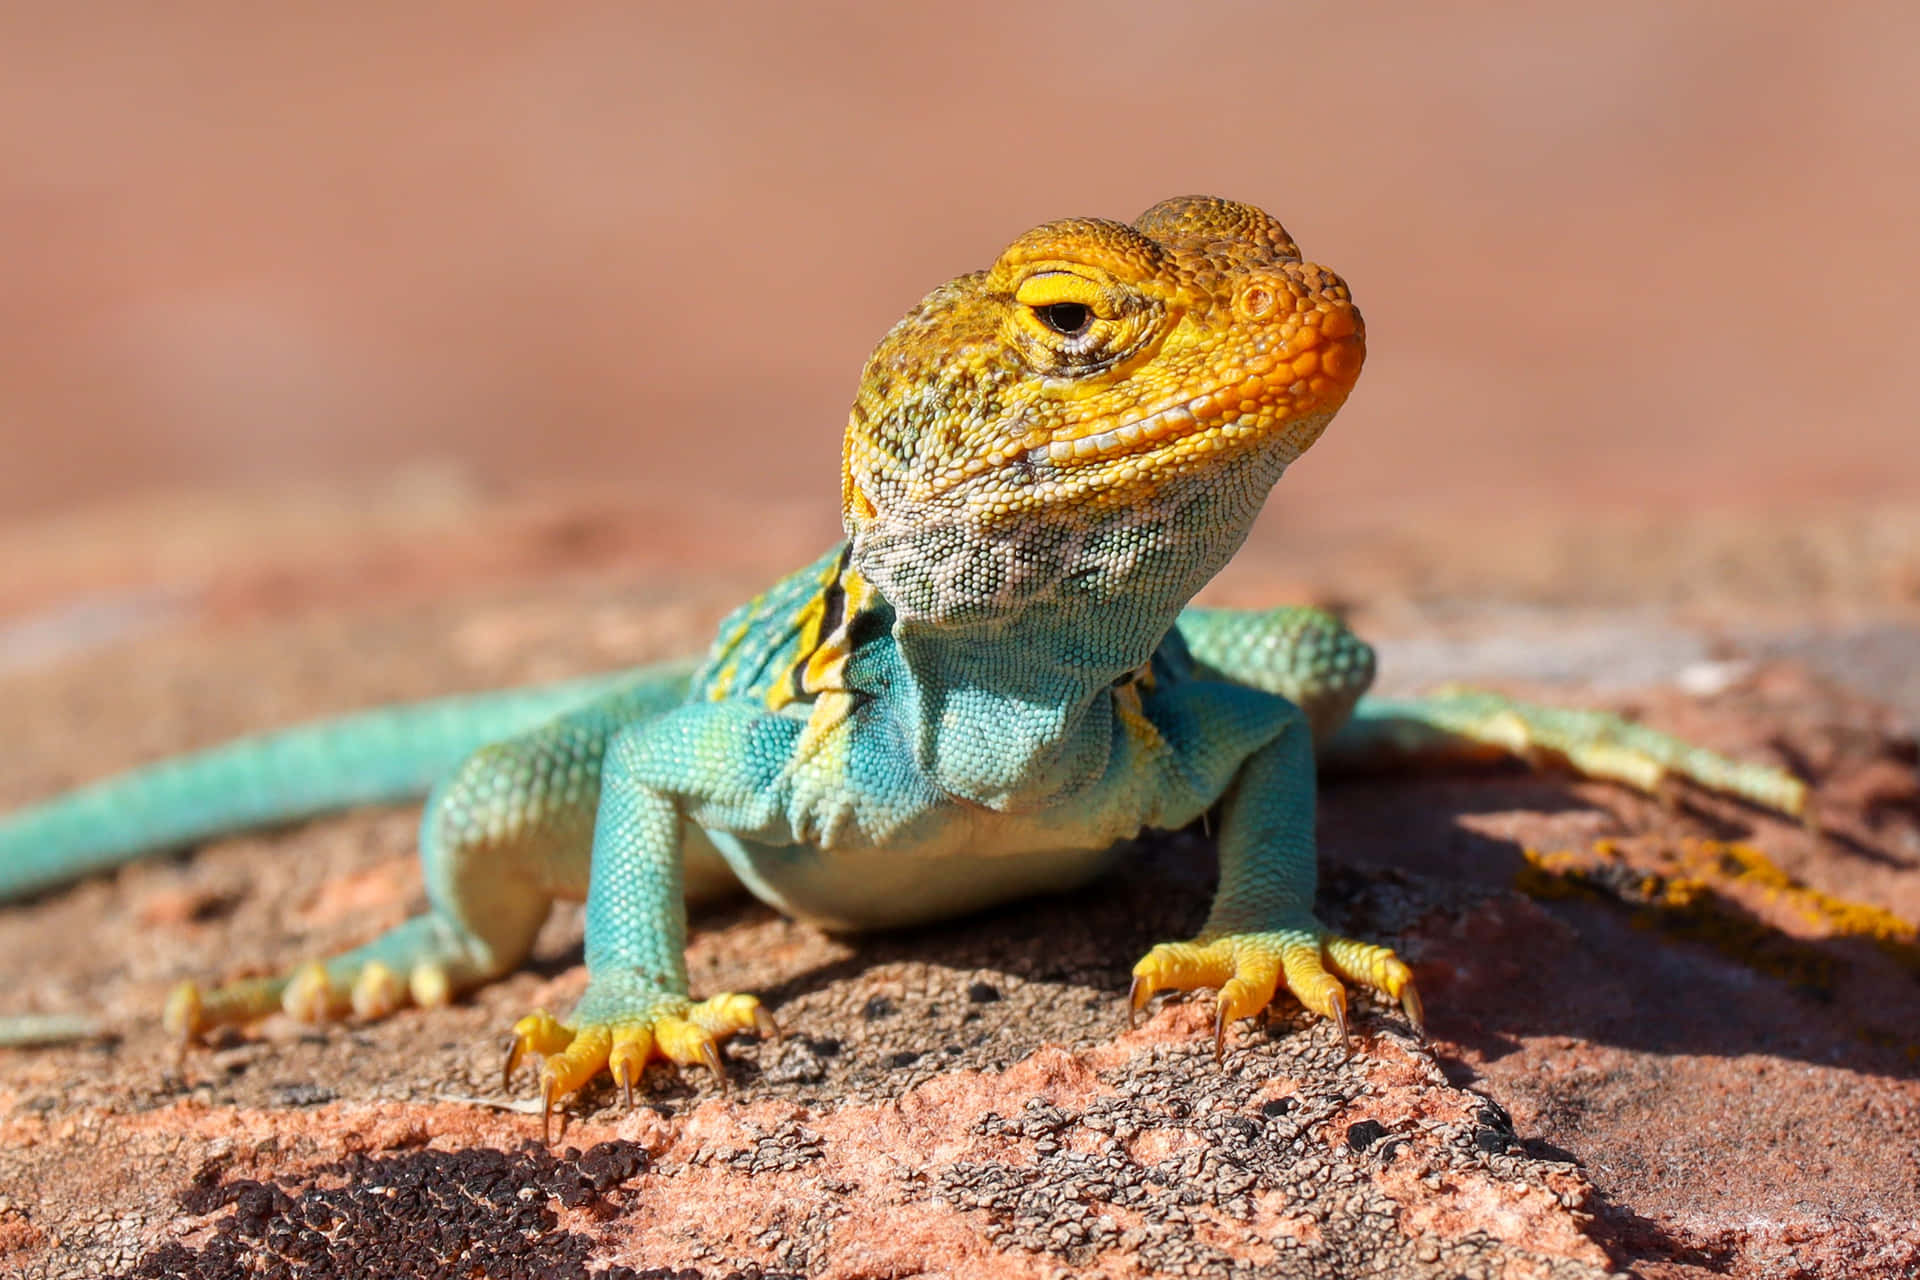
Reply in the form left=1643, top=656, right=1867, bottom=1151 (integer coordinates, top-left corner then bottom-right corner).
left=0, top=195, right=1807, bottom=1135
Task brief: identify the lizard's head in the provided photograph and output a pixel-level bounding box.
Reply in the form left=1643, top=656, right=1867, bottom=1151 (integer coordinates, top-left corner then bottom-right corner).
left=842, top=195, right=1364, bottom=636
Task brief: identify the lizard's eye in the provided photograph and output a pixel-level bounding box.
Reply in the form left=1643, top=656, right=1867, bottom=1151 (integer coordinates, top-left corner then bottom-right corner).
left=1034, top=302, right=1092, bottom=337
left=1008, top=271, right=1151, bottom=368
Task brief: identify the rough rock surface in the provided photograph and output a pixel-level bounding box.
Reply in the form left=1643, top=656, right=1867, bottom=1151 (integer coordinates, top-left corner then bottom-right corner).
left=1, top=496, right=1916, bottom=1279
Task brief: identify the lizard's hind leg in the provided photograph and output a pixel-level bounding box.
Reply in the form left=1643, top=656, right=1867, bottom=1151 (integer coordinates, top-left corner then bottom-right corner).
left=1176, top=607, right=1805, bottom=819
left=1329, top=690, right=1808, bottom=820
left=166, top=712, right=615, bottom=1038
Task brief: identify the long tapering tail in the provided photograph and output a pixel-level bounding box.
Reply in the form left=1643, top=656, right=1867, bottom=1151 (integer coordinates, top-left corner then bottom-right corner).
left=0, top=663, right=693, bottom=900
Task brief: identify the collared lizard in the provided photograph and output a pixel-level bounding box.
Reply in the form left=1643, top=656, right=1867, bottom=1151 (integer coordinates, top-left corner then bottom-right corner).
left=0, top=196, right=1806, bottom=1134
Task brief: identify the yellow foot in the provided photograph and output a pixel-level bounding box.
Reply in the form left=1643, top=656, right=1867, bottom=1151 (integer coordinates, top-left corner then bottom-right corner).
left=1129, top=928, right=1421, bottom=1058
left=502, top=992, right=777, bottom=1142
left=162, top=958, right=462, bottom=1041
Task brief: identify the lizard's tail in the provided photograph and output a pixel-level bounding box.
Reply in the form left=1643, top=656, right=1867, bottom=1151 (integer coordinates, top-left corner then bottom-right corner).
left=0, top=665, right=691, bottom=900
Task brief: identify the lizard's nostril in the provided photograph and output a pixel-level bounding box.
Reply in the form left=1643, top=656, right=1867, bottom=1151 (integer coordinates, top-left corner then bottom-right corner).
left=1235, top=282, right=1279, bottom=322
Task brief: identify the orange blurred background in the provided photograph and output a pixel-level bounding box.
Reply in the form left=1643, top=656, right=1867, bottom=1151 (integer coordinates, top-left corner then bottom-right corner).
left=2, top=2, right=1915, bottom=539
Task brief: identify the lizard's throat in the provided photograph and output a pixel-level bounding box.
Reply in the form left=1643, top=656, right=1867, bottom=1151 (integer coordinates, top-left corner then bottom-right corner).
left=849, top=449, right=1291, bottom=807
left=851, top=444, right=1290, bottom=652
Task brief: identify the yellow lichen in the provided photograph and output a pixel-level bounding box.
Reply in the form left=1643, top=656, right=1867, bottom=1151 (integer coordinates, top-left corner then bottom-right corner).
left=1518, top=838, right=1920, bottom=1055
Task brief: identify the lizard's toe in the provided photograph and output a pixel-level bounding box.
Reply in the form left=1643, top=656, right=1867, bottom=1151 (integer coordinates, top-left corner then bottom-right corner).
left=1322, top=935, right=1422, bottom=1037
left=409, top=962, right=454, bottom=1010
left=350, top=962, right=406, bottom=1020
left=282, top=961, right=338, bottom=1023
left=284, top=959, right=420, bottom=1024
left=165, top=974, right=289, bottom=1040
left=504, top=1008, right=576, bottom=1091
left=162, top=981, right=206, bottom=1040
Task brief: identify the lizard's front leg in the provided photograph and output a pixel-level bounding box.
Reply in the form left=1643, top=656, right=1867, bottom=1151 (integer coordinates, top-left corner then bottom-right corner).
left=1128, top=685, right=1421, bottom=1055
left=503, top=702, right=788, bottom=1131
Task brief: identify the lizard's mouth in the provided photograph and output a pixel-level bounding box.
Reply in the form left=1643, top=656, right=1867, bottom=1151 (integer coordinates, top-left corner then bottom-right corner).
left=1001, top=330, right=1362, bottom=475
left=990, top=322, right=1367, bottom=477
left=1015, top=396, right=1210, bottom=466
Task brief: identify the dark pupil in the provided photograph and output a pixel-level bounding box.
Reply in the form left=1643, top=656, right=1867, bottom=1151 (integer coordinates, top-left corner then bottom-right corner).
left=1037, top=302, right=1091, bottom=336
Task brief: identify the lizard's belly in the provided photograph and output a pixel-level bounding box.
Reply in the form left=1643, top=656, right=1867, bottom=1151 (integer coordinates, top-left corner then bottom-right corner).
left=699, top=684, right=1217, bottom=931
left=703, top=814, right=1134, bottom=931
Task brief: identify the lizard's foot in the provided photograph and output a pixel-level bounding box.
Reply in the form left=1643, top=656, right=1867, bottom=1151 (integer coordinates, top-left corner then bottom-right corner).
left=163, top=915, right=505, bottom=1040
left=1414, top=689, right=1809, bottom=820
left=1129, top=926, right=1421, bottom=1057
left=163, top=961, right=448, bottom=1040
left=503, top=980, right=775, bottom=1140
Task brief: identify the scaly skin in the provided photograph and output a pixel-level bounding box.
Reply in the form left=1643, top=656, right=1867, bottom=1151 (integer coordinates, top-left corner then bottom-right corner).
left=0, top=197, right=1807, bottom=1133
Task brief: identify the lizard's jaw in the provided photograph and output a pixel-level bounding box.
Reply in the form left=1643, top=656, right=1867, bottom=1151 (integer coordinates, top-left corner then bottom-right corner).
left=991, top=348, right=1360, bottom=507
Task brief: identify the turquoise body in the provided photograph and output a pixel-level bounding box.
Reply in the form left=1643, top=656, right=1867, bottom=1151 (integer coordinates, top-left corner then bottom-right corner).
left=0, top=536, right=1799, bottom=1050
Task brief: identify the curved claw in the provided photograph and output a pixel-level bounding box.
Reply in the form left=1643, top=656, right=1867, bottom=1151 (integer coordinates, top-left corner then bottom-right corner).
left=501, top=1035, right=524, bottom=1092
left=607, top=1033, right=650, bottom=1107
left=1326, top=988, right=1350, bottom=1052
left=540, top=1076, right=558, bottom=1146
left=1400, top=983, right=1426, bottom=1039
left=698, top=1038, right=728, bottom=1093
left=753, top=1006, right=783, bottom=1042
left=1127, top=972, right=1150, bottom=1029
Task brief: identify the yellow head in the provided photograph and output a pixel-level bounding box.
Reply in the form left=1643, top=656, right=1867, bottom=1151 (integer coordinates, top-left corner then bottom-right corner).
left=842, top=195, right=1364, bottom=634
left=844, top=195, right=1362, bottom=529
